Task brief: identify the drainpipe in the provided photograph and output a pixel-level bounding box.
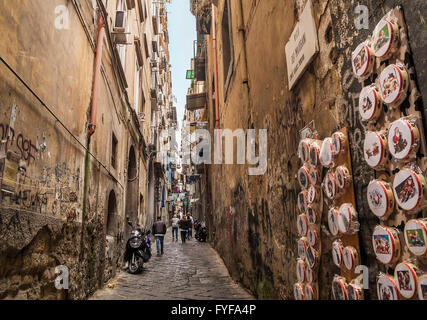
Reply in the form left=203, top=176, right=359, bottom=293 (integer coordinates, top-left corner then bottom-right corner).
left=88, top=15, right=105, bottom=136
left=80, top=12, right=105, bottom=262
left=237, top=0, right=249, bottom=89
left=211, top=4, right=220, bottom=131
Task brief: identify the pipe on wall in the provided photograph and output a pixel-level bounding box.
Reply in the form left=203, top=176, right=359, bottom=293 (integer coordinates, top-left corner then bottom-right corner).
left=88, top=14, right=105, bottom=136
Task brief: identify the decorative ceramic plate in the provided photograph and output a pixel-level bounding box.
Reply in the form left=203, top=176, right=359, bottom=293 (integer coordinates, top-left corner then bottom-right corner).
left=393, top=169, right=424, bottom=211
left=343, top=246, right=358, bottom=270
left=332, top=240, right=343, bottom=267
left=372, top=225, right=400, bottom=264
left=377, top=274, right=400, bottom=300
left=307, top=228, right=318, bottom=246
left=364, top=131, right=387, bottom=168
left=320, top=138, right=335, bottom=168
left=332, top=277, right=348, bottom=300
left=367, top=180, right=395, bottom=219
left=323, top=172, right=338, bottom=200
left=306, top=246, right=319, bottom=269
left=379, top=64, right=408, bottom=105
left=394, top=262, right=419, bottom=299
left=294, top=283, right=305, bottom=300
left=336, top=166, right=351, bottom=190
left=298, top=191, right=309, bottom=213
left=298, top=140, right=311, bottom=163
left=352, top=43, right=374, bottom=77
left=307, top=206, right=317, bottom=225
left=418, top=275, right=427, bottom=300
left=359, top=85, right=382, bottom=121
left=309, top=167, right=319, bottom=186
left=298, top=166, right=310, bottom=189
left=307, top=186, right=319, bottom=204
left=404, top=219, right=427, bottom=256
left=338, top=203, right=357, bottom=234
left=298, top=237, right=309, bottom=260
left=309, top=142, right=321, bottom=167
left=296, top=258, right=306, bottom=283
left=328, top=208, right=339, bottom=236
left=347, top=284, right=364, bottom=300
left=305, top=284, right=317, bottom=300
left=332, top=132, right=346, bottom=155
left=388, top=119, right=419, bottom=160
left=297, top=214, right=309, bottom=237
left=372, top=19, right=399, bottom=58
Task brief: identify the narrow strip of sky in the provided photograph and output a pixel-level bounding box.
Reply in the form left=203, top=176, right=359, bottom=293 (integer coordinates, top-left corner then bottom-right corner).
left=167, top=0, right=196, bottom=148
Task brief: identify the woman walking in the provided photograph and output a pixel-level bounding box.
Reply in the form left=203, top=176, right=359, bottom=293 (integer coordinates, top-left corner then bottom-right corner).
left=178, top=214, right=189, bottom=244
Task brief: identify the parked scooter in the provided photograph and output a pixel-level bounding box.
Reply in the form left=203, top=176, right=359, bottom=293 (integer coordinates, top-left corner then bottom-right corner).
left=124, top=219, right=151, bottom=274
left=194, top=220, right=208, bottom=242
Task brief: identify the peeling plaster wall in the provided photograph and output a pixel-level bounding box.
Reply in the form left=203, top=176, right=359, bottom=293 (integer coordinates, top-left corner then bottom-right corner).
left=205, top=0, right=427, bottom=299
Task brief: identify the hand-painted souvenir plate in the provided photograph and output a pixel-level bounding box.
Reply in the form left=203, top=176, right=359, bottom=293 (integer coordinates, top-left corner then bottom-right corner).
left=372, top=225, right=401, bottom=264
left=309, top=142, right=321, bottom=167
left=394, top=262, right=419, bottom=299
left=320, top=138, right=335, bottom=168
left=377, top=274, right=400, bottom=300
left=347, top=284, right=364, bottom=300
left=379, top=64, right=409, bottom=105
left=332, top=132, right=346, bottom=155
left=306, top=246, right=319, bottom=269
left=338, top=203, right=358, bottom=234
left=298, top=140, right=311, bottom=163
left=418, top=275, right=427, bottom=300
left=343, top=246, right=359, bottom=271
left=307, top=228, right=318, bottom=246
left=307, top=206, right=318, bottom=225
left=323, top=172, right=338, bottom=200
left=352, top=43, right=374, bottom=77
left=393, top=169, right=424, bottom=211
left=404, top=219, right=427, bottom=256
left=359, top=85, right=382, bottom=121
left=367, top=180, right=395, bottom=219
left=332, top=277, right=348, bottom=300
left=305, top=284, right=317, bottom=300
left=309, top=167, right=319, bottom=186
left=364, top=131, right=387, bottom=168
left=336, top=166, right=351, bottom=190
left=298, top=237, right=309, bottom=260
left=306, top=267, right=314, bottom=284
left=297, top=214, right=309, bottom=237
left=388, top=119, right=419, bottom=160
left=294, top=283, right=305, bottom=300
left=298, top=166, right=310, bottom=189
left=307, top=186, right=319, bottom=204
left=297, top=191, right=309, bottom=213
left=372, top=19, right=399, bottom=58
left=296, top=258, right=307, bottom=283
left=332, top=240, right=343, bottom=267
left=328, top=208, right=339, bottom=236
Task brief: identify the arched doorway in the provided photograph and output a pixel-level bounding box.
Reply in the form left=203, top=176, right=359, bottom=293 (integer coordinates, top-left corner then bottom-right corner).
left=106, top=190, right=117, bottom=236
left=125, top=146, right=138, bottom=235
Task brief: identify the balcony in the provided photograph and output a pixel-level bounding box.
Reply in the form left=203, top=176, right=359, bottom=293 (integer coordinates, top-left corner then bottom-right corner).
left=186, top=92, right=207, bottom=111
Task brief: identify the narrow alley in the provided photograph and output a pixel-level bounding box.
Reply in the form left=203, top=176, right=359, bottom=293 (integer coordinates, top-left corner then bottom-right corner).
left=91, top=230, right=253, bottom=300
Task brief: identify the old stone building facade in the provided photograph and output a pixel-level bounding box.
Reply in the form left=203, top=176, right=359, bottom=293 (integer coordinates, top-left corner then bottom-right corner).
left=192, top=0, right=427, bottom=299
left=0, top=0, right=174, bottom=299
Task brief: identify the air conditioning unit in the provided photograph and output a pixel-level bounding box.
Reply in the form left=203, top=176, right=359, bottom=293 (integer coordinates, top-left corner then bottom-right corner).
left=113, top=11, right=127, bottom=44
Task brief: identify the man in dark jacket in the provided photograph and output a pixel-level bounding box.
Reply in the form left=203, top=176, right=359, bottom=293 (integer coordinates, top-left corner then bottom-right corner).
left=152, top=216, right=167, bottom=255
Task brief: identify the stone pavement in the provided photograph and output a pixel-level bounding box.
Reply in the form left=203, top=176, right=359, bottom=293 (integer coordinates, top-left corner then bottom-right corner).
left=90, top=230, right=254, bottom=300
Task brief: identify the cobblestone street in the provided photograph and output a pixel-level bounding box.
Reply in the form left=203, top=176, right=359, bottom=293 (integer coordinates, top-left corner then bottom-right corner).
left=91, top=230, right=254, bottom=300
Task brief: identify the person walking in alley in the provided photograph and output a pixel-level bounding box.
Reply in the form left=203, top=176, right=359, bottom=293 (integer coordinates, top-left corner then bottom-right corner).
left=152, top=216, right=167, bottom=256
left=187, top=214, right=194, bottom=240
left=178, top=214, right=189, bottom=244
left=171, top=214, right=179, bottom=242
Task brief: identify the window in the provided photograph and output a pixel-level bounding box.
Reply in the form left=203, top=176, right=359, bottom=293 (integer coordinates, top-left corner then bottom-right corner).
left=134, top=60, right=140, bottom=112
left=111, top=133, right=118, bottom=169
left=221, top=0, right=234, bottom=97
left=117, top=0, right=128, bottom=70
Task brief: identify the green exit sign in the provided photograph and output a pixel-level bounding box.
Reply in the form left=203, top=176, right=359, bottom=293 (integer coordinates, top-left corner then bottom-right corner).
left=186, top=70, right=194, bottom=79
